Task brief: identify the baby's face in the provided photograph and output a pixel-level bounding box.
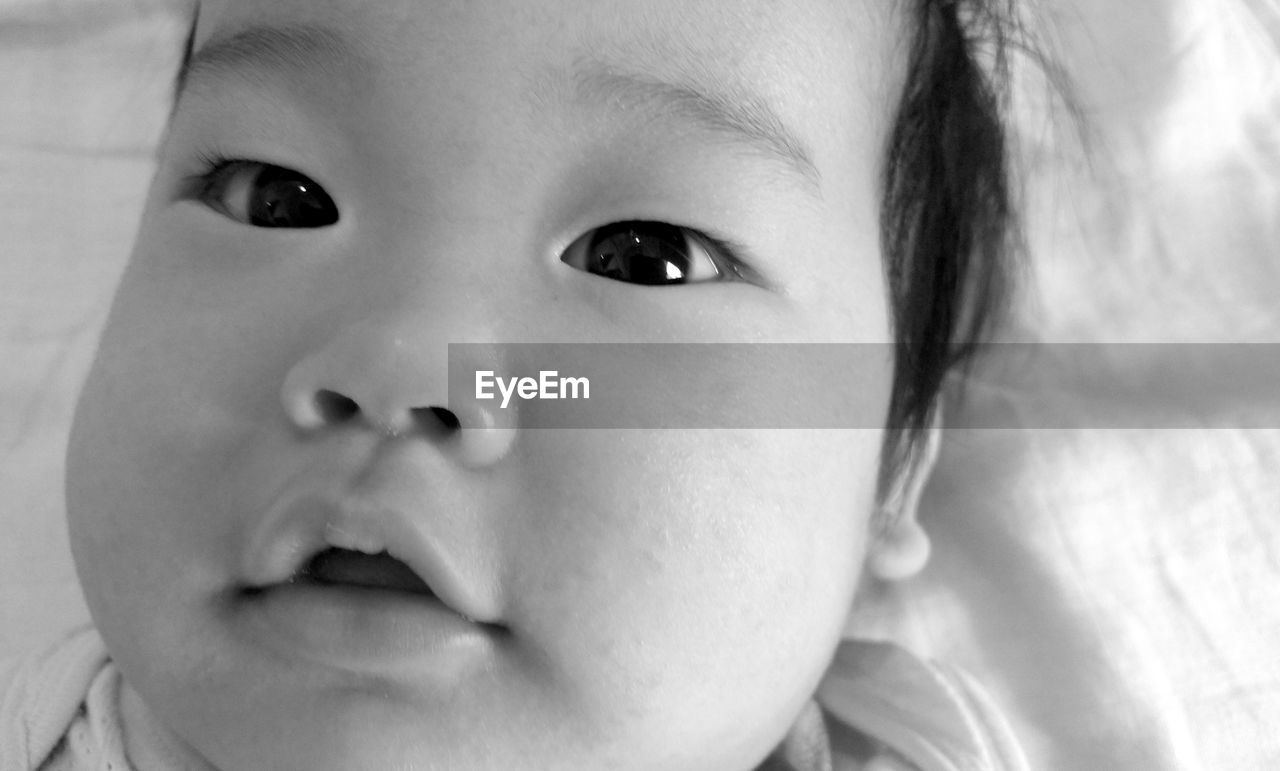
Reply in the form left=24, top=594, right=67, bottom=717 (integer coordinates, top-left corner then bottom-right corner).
left=67, top=1, right=905, bottom=768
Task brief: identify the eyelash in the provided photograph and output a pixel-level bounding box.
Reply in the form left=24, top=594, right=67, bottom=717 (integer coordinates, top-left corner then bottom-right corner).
left=186, top=150, right=237, bottom=199
left=182, top=152, right=762, bottom=285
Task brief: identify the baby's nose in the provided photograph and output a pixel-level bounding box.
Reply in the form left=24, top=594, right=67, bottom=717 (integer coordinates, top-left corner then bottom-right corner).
left=279, top=319, right=516, bottom=467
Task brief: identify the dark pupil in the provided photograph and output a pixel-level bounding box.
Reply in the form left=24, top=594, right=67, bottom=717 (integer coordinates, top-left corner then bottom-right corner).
left=588, top=222, right=691, bottom=285
left=249, top=166, right=338, bottom=228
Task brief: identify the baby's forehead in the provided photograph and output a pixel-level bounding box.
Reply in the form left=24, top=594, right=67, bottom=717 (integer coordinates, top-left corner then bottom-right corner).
left=188, top=0, right=905, bottom=196
left=196, top=0, right=891, bottom=49
left=190, top=0, right=904, bottom=113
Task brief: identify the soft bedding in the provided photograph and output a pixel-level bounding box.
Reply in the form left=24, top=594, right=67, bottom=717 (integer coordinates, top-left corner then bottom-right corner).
left=2, top=1, right=1277, bottom=768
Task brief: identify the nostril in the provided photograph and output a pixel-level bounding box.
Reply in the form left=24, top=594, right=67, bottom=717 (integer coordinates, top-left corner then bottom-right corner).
left=429, top=407, right=461, bottom=431
left=410, top=406, right=461, bottom=438
left=314, top=389, right=360, bottom=424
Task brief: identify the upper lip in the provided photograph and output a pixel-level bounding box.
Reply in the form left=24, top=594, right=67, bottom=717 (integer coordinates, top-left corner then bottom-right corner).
left=240, top=488, right=498, bottom=625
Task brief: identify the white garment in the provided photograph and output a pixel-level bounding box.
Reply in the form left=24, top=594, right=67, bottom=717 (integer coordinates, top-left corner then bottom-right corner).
left=0, top=626, right=119, bottom=771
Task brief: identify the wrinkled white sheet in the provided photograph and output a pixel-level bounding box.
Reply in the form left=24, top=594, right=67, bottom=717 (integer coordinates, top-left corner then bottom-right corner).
left=1, top=1, right=1277, bottom=768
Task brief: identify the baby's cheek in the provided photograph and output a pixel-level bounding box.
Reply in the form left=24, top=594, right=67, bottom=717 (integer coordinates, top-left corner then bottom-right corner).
left=507, top=429, right=871, bottom=755
left=105, top=238, right=306, bottom=415
left=657, top=430, right=872, bottom=651
left=68, top=233, right=310, bottom=609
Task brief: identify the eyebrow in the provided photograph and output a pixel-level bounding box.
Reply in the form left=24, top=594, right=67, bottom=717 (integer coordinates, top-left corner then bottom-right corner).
left=174, top=24, right=821, bottom=195
left=571, top=60, right=821, bottom=195
left=176, top=23, right=354, bottom=98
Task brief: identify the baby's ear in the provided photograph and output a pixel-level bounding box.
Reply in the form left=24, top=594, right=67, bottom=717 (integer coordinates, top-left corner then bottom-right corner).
left=866, top=411, right=943, bottom=582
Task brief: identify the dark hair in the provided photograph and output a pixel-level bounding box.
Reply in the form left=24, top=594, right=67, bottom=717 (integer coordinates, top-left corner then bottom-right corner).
left=877, top=0, right=1033, bottom=503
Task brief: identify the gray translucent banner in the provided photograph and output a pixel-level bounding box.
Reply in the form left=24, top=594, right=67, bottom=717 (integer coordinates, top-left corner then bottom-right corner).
left=446, top=344, right=1280, bottom=429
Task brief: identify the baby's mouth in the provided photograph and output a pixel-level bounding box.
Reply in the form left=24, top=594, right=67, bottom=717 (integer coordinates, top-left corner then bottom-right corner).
left=235, top=541, right=500, bottom=671
left=292, top=547, right=435, bottom=597
left=238, top=486, right=502, bottom=625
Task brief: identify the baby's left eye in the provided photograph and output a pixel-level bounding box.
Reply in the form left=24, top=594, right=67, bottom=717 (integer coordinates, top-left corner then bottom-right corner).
left=197, top=160, right=339, bottom=229
left=560, top=221, right=732, bottom=286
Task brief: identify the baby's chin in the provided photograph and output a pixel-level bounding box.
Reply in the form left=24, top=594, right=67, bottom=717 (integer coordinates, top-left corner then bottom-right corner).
left=116, top=661, right=528, bottom=770
left=121, top=683, right=494, bottom=771
left=114, top=660, right=782, bottom=771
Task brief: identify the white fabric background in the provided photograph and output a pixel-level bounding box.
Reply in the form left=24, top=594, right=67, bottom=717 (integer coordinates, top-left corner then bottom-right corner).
left=2, top=1, right=1277, bottom=768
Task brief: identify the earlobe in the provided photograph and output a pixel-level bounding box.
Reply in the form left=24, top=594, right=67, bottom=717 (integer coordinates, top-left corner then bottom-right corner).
left=867, top=410, right=943, bottom=582
left=867, top=517, right=931, bottom=582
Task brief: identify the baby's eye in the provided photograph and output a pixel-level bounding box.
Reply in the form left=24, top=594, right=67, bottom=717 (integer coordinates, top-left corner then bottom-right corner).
left=560, top=221, right=734, bottom=285
left=198, top=160, right=339, bottom=228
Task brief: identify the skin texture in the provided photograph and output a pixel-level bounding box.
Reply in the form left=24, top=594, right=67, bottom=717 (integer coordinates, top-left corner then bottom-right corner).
left=65, top=1, right=923, bottom=769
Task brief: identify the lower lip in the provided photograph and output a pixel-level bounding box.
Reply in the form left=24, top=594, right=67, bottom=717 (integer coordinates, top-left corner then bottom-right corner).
left=236, top=582, right=495, bottom=674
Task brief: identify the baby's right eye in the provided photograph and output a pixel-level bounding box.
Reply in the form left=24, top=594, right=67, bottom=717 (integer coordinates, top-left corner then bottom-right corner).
left=197, top=160, right=339, bottom=229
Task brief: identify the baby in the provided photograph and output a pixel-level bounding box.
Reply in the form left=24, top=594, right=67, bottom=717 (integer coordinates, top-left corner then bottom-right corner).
left=4, top=0, right=1032, bottom=768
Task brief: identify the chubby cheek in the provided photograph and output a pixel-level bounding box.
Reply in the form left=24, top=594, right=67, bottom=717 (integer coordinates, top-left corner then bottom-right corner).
left=67, top=233, right=300, bottom=624
left=506, top=428, right=878, bottom=757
